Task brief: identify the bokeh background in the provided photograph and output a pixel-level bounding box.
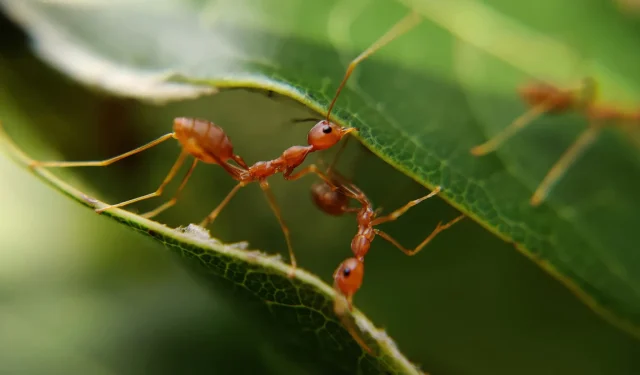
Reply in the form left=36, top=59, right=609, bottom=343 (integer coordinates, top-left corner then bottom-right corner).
left=1, top=1, right=640, bottom=374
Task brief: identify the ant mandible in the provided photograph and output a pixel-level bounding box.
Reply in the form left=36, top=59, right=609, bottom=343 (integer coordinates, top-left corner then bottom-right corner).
left=470, top=78, right=640, bottom=206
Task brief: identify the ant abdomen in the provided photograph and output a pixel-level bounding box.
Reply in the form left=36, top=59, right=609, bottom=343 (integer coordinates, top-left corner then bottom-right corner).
left=173, top=117, right=235, bottom=164
left=310, top=182, right=350, bottom=216
left=333, top=258, right=364, bottom=299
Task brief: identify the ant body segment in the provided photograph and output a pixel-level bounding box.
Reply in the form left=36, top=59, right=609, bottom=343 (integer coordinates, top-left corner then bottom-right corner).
left=470, top=78, right=640, bottom=206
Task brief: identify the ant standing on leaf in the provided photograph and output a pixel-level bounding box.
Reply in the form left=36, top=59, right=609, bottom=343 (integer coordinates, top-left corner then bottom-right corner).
left=23, top=116, right=352, bottom=276
left=470, top=77, right=640, bottom=206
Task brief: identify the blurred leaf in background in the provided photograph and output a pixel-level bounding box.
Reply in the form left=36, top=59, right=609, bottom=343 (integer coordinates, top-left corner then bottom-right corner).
left=1, top=0, right=640, bottom=374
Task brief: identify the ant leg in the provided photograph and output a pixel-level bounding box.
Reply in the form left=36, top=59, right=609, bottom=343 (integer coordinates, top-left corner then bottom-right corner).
left=141, top=158, right=199, bottom=219
left=29, top=133, right=175, bottom=168
left=326, top=11, right=423, bottom=117
left=374, top=214, right=465, bottom=256
left=370, top=186, right=442, bottom=226
left=259, top=181, right=296, bottom=276
left=470, top=104, right=552, bottom=156
left=284, top=164, right=335, bottom=187
left=287, top=164, right=365, bottom=203
left=530, top=126, right=601, bottom=206
left=200, top=181, right=247, bottom=227
left=95, top=150, right=189, bottom=213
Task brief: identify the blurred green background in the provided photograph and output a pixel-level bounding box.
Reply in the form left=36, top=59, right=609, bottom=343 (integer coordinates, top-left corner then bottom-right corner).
left=1, top=1, right=640, bottom=374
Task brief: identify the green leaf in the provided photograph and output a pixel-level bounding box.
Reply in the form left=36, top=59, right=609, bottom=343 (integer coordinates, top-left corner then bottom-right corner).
left=2, top=0, right=640, bottom=357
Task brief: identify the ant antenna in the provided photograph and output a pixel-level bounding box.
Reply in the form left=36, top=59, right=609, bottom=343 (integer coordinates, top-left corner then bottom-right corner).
left=325, top=11, right=423, bottom=122
left=333, top=292, right=375, bottom=355
left=290, top=117, right=322, bottom=124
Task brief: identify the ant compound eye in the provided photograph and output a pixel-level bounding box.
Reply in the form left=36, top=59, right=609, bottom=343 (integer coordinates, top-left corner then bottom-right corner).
left=342, top=266, right=352, bottom=278
left=334, top=258, right=363, bottom=298
left=308, top=121, right=347, bottom=151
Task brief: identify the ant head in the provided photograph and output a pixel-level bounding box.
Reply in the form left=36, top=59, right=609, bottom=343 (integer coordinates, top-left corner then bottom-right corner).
left=333, top=257, right=364, bottom=299
left=308, top=120, right=356, bottom=150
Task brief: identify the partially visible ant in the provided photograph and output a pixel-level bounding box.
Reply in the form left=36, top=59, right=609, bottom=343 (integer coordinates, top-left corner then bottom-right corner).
left=470, top=77, right=640, bottom=206
left=308, top=163, right=464, bottom=353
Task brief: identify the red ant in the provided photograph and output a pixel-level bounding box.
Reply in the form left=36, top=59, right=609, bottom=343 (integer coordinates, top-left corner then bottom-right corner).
left=470, top=77, right=640, bottom=206
left=315, top=169, right=466, bottom=308
left=23, top=117, right=351, bottom=275
left=308, top=163, right=464, bottom=353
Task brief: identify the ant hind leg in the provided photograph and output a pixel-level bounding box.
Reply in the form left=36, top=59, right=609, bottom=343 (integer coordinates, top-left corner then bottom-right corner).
left=141, top=158, right=198, bottom=219
left=259, top=181, right=296, bottom=277
left=95, top=150, right=189, bottom=214
left=29, top=133, right=175, bottom=168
